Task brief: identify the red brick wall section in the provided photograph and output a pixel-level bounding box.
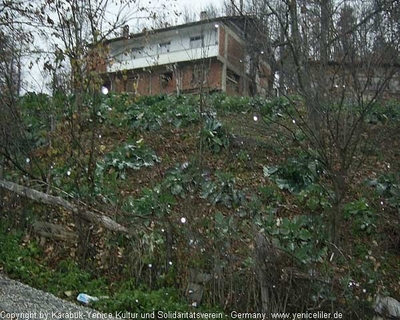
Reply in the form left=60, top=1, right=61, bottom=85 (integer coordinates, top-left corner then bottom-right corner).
left=113, top=59, right=224, bottom=95
left=209, top=60, right=223, bottom=91
left=219, top=27, right=225, bottom=58
left=227, top=34, right=244, bottom=71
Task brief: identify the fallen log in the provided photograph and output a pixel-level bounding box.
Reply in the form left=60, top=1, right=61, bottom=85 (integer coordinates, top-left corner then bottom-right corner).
left=0, top=179, right=129, bottom=234
left=32, top=221, right=78, bottom=242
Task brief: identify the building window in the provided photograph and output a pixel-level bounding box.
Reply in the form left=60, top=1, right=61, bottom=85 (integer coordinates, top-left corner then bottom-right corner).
left=122, top=73, right=139, bottom=92
left=227, top=69, right=240, bottom=94
left=103, top=80, right=111, bottom=92
left=158, top=41, right=171, bottom=54
left=190, top=35, right=204, bottom=49
left=120, top=49, right=131, bottom=61
left=160, top=71, right=173, bottom=87
left=131, top=46, right=144, bottom=59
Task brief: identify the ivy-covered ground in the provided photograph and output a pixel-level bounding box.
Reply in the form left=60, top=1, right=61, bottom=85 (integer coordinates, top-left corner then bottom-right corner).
left=1, top=92, right=400, bottom=318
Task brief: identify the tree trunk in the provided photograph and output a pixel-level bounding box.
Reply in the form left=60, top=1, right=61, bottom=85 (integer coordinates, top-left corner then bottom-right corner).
left=0, top=179, right=130, bottom=234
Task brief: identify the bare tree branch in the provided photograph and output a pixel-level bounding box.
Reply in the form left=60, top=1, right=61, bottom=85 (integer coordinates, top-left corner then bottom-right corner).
left=0, top=179, right=130, bottom=234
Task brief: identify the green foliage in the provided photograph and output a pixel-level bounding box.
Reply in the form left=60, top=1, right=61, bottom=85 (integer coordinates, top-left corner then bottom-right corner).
left=130, top=100, right=165, bottom=131
left=296, top=184, right=331, bottom=213
left=258, top=185, right=283, bottom=204
left=263, top=154, right=323, bottom=193
left=5, top=91, right=400, bottom=316
left=367, top=173, right=400, bottom=209
left=260, top=214, right=328, bottom=264
left=0, top=227, right=45, bottom=285
left=12, top=92, right=54, bottom=151
left=98, top=141, right=160, bottom=180
left=94, top=286, right=193, bottom=314
left=162, top=163, right=200, bottom=198
left=123, top=186, right=176, bottom=218
left=344, top=199, right=376, bottom=235
left=210, top=93, right=251, bottom=114
left=200, top=171, right=245, bottom=208
left=0, top=219, right=192, bottom=313
left=200, top=117, right=230, bottom=153
left=103, top=94, right=201, bottom=131
left=366, top=100, right=400, bottom=124
left=258, top=96, right=299, bottom=120
left=214, top=211, right=235, bottom=235
left=166, top=101, right=200, bottom=128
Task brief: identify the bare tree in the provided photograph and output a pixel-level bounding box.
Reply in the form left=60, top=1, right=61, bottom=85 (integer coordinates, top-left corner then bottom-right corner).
left=0, top=2, right=49, bottom=183
left=241, top=0, right=400, bottom=245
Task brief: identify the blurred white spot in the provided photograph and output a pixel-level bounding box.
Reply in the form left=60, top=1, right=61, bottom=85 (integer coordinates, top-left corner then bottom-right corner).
left=148, top=263, right=152, bottom=268
left=26, top=158, right=30, bottom=164
left=253, top=115, right=258, bottom=122
left=181, top=162, right=189, bottom=170
left=135, top=299, right=139, bottom=303
left=168, top=261, right=173, bottom=266
left=292, top=119, right=296, bottom=124
left=214, top=24, right=219, bottom=28
left=101, top=86, right=109, bottom=95
left=348, top=279, right=359, bottom=288
left=67, top=170, right=71, bottom=176
left=98, top=134, right=102, bottom=139
left=180, top=217, right=186, bottom=224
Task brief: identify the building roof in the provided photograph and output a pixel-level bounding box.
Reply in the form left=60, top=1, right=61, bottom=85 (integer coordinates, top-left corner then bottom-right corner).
left=104, top=15, right=255, bottom=45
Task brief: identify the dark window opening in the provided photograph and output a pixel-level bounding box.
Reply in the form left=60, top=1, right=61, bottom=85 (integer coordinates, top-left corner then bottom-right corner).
left=103, top=80, right=111, bottom=91
left=160, top=71, right=173, bottom=87
left=190, top=35, right=204, bottom=48
left=158, top=41, right=171, bottom=53
left=227, top=70, right=240, bottom=84
left=131, top=46, right=144, bottom=58
left=190, top=36, right=203, bottom=41
left=227, top=69, right=240, bottom=93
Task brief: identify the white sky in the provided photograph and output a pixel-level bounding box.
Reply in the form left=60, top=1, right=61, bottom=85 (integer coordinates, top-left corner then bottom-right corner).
left=176, top=0, right=224, bottom=16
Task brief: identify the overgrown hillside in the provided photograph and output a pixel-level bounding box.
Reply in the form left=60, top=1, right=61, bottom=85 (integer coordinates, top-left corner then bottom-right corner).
left=1, top=92, right=400, bottom=318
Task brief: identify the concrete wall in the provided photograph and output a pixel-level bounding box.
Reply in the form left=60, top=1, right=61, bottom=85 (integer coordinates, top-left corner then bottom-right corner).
left=107, top=23, right=220, bottom=73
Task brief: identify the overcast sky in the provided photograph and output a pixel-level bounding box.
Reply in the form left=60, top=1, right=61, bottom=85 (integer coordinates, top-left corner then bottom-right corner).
left=177, top=0, right=223, bottom=15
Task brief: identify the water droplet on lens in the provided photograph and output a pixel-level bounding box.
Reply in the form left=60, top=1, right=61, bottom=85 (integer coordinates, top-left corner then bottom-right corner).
left=101, top=86, right=109, bottom=95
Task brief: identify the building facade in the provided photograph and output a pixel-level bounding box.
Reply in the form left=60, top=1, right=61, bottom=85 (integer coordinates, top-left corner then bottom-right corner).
left=102, top=16, right=270, bottom=96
